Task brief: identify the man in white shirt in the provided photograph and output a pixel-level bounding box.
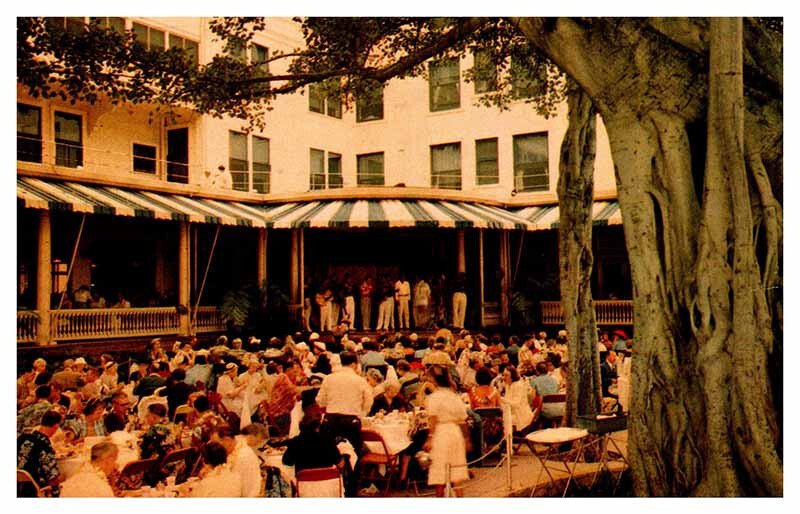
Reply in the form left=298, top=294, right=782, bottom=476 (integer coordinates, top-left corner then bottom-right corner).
left=216, top=363, right=246, bottom=414
left=413, top=277, right=431, bottom=329
left=317, top=351, right=373, bottom=455
left=394, top=275, right=411, bottom=329
left=60, top=441, right=118, bottom=497
left=212, top=427, right=262, bottom=497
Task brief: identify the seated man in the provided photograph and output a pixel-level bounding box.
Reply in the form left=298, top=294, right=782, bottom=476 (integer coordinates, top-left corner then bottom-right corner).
left=600, top=351, right=619, bottom=399
left=60, top=441, right=118, bottom=497
left=17, top=410, right=62, bottom=497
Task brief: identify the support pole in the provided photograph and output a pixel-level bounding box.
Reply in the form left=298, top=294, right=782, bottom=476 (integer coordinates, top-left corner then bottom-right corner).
left=500, top=231, right=511, bottom=324
left=290, top=229, right=300, bottom=305
left=456, top=229, right=466, bottom=274
left=299, top=228, right=305, bottom=308
left=506, top=432, right=513, bottom=493
left=478, top=229, right=485, bottom=327
left=257, top=228, right=268, bottom=287
left=193, top=224, right=221, bottom=332
left=178, top=221, right=191, bottom=336
left=57, top=214, right=86, bottom=310
left=36, top=211, right=52, bottom=346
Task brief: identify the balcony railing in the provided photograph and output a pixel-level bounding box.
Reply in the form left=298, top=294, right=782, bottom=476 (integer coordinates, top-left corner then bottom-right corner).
left=18, top=306, right=227, bottom=342
left=194, top=306, right=225, bottom=333
left=540, top=300, right=633, bottom=326
left=18, top=311, right=39, bottom=343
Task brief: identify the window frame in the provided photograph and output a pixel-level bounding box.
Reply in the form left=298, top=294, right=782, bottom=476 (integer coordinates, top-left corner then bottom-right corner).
left=251, top=135, right=271, bottom=194
left=475, top=137, right=499, bottom=186
left=429, top=58, right=461, bottom=112
left=430, top=142, right=462, bottom=191
left=17, top=103, right=43, bottom=164
left=510, top=55, right=543, bottom=100
left=473, top=49, right=498, bottom=94
left=356, top=152, right=385, bottom=187
left=356, top=86, right=384, bottom=122
left=131, top=142, right=158, bottom=174
left=327, top=152, right=343, bottom=189
left=228, top=131, right=249, bottom=192
left=513, top=132, right=550, bottom=192
left=53, top=109, right=84, bottom=169
left=309, top=148, right=327, bottom=191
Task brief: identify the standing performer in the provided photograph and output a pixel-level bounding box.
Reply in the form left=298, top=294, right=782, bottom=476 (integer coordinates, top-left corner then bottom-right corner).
left=359, top=276, right=374, bottom=331
left=413, top=276, right=432, bottom=329
left=395, top=274, right=411, bottom=330
left=452, top=273, right=467, bottom=329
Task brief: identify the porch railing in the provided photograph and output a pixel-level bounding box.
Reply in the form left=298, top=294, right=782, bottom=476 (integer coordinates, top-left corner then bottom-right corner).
left=540, top=300, right=633, bottom=326
left=50, top=307, right=180, bottom=341
left=194, top=306, right=225, bottom=333
left=18, top=311, right=39, bottom=343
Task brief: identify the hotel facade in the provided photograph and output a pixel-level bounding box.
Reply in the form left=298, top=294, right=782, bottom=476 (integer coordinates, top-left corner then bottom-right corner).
left=17, top=17, right=632, bottom=346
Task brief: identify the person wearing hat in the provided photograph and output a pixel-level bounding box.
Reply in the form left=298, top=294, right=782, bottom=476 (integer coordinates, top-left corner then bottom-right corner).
left=216, top=363, right=246, bottom=414
left=611, top=330, right=628, bottom=353
left=185, top=350, right=213, bottom=388
left=100, top=361, right=120, bottom=392
left=63, top=397, right=107, bottom=442
left=52, top=359, right=84, bottom=392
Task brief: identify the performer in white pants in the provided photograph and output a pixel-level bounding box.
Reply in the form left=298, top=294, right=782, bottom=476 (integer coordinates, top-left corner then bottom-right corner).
left=451, top=273, right=468, bottom=329
left=394, top=276, right=411, bottom=330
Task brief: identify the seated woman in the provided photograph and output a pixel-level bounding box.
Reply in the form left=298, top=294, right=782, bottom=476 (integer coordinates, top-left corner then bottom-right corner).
left=502, top=365, right=535, bottom=433
left=192, top=442, right=241, bottom=497
left=369, top=381, right=410, bottom=416
left=63, top=397, right=107, bottom=442
left=468, top=368, right=501, bottom=410
left=265, top=360, right=299, bottom=436
left=365, top=368, right=386, bottom=398
left=282, top=411, right=343, bottom=472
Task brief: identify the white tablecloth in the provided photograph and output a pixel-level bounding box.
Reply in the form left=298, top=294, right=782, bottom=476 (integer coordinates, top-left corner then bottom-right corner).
left=57, top=437, right=140, bottom=479
left=362, top=417, right=412, bottom=455
left=261, top=441, right=356, bottom=484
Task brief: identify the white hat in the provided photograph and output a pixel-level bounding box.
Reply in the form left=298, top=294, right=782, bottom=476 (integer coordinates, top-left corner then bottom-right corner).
left=296, top=342, right=310, bottom=351
left=249, top=336, right=262, bottom=344
left=361, top=336, right=371, bottom=344
left=409, top=333, right=418, bottom=342
left=558, top=330, right=568, bottom=338
left=104, top=361, right=117, bottom=370
left=313, top=341, right=327, bottom=352
left=309, top=332, right=320, bottom=342
left=195, top=349, right=209, bottom=357
left=225, top=362, right=238, bottom=372
left=74, top=357, right=87, bottom=365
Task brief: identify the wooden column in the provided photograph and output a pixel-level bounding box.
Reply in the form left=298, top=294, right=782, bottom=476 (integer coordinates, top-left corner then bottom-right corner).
left=290, top=229, right=300, bottom=304
left=257, top=228, right=268, bottom=287
left=178, top=221, right=191, bottom=336
left=500, top=231, right=510, bottom=324
left=478, top=228, right=485, bottom=328
left=456, top=229, right=466, bottom=274
left=36, top=211, right=52, bottom=346
left=299, top=229, right=305, bottom=304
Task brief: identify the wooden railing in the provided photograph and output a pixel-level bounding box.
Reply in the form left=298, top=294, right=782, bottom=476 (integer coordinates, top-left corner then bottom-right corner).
left=50, top=307, right=180, bottom=341
left=540, top=300, right=633, bottom=326
left=18, top=311, right=39, bottom=343
left=194, top=306, right=225, bottom=333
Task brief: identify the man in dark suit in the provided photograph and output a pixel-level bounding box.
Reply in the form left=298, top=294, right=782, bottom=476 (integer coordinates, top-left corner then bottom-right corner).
left=600, top=351, right=618, bottom=398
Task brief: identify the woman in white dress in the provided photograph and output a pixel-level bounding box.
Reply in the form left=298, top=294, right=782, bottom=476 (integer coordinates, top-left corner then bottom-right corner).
left=424, top=366, right=469, bottom=497
left=502, top=365, right=535, bottom=432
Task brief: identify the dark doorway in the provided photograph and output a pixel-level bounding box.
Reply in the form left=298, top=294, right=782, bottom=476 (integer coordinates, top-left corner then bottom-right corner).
left=167, top=127, right=189, bottom=184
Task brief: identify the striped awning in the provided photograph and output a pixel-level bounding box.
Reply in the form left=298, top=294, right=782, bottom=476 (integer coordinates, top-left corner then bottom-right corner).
left=18, top=177, right=537, bottom=231
left=18, top=177, right=268, bottom=227
left=259, top=199, right=535, bottom=230
left=514, top=200, right=623, bottom=230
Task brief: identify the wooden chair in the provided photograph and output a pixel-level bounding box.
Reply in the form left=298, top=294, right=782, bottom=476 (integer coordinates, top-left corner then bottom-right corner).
left=359, top=429, right=401, bottom=496
left=159, top=447, right=198, bottom=484
left=296, top=466, right=343, bottom=497
left=473, top=407, right=505, bottom=466
left=117, top=458, right=160, bottom=490
left=17, top=469, right=51, bottom=497
left=173, top=404, right=193, bottom=424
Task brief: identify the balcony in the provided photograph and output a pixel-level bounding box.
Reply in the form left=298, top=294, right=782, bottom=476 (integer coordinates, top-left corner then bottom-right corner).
left=540, top=300, right=633, bottom=326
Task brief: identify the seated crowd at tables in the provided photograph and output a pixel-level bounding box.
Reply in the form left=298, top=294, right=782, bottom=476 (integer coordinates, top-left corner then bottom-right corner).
left=16, top=326, right=632, bottom=498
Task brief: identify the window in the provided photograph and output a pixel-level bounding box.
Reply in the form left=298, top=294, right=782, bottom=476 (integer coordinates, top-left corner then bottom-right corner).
left=310, top=149, right=326, bottom=190
left=89, top=17, right=125, bottom=34
left=513, top=133, right=549, bottom=192
left=328, top=153, right=343, bottom=189
left=431, top=143, right=462, bottom=190
left=356, top=85, right=384, bottom=122
left=51, top=259, right=68, bottom=295
left=169, top=33, right=199, bottom=65
left=229, top=132, right=270, bottom=193
left=46, top=17, right=86, bottom=34
left=17, top=104, right=42, bottom=163
left=132, top=143, right=157, bottom=173
left=473, top=49, right=497, bottom=94
left=166, top=128, right=189, bottom=183
left=54, top=111, right=83, bottom=168
left=429, top=58, right=460, bottom=111
left=511, top=56, right=543, bottom=99
left=250, top=44, right=269, bottom=77
left=132, top=22, right=165, bottom=51
left=475, top=138, right=499, bottom=185
left=308, top=83, right=342, bottom=118
left=357, top=153, right=385, bottom=186
left=252, top=136, right=270, bottom=194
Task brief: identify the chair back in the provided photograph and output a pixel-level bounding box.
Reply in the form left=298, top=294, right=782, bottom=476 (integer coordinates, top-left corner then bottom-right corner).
left=17, top=469, right=40, bottom=498
left=117, top=458, right=160, bottom=490
left=296, top=466, right=343, bottom=497
left=160, top=447, right=197, bottom=484
left=137, top=394, right=168, bottom=420
left=173, top=404, right=193, bottom=423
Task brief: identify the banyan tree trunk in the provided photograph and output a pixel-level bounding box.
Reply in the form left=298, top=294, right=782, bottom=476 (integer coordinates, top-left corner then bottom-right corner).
left=557, top=83, right=602, bottom=426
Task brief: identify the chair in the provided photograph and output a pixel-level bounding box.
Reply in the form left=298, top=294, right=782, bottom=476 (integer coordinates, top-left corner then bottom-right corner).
left=295, top=466, right=343, bottom=497
left=173, top=404, right=193, bottom=424
left=159, top=447, right=198, bottom=484
left=540, top=394, right=567, bottom=428
left=17, top=469, right=51, bottom=497
left=137, top=394, right=168, bottom=420
left=359, top=429, right=401, bottom=496
left=117, top=458, right=160, bottom=490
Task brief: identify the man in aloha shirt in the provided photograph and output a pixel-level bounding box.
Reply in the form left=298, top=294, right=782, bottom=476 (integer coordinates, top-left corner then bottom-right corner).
left=17, top=410, right=63, bottom=496
left=139, top=403, right=176, bottom=460
left=17, top=385, right=55, bottom=435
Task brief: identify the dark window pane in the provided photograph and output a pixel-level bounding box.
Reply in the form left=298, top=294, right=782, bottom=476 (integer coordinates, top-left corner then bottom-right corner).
left=54, top=111, right=83, bottom=168
left=132, top=143, right=157, bottom=173
left=108, top=17, right=125, bottom=34
left=513, top=133, right=549, bottom=192
left=474, top=49, right=497, bottom=93
left=66, top=17, right=85, bottom=35
left=357, top=86, right=383, bottom=122
left=132, top=22, right=148, bottom=46
left=327, top=95, right=342, bottom=118
left=511, top=56, right=544, bottom=99
left=310, top=149, right=326, bottom=190
left=17, top=104, right=42, bottom=163
left=429, top=58, right=460, bottom=111
left=309, top=84, right=324, bottom=113
left=328, top=153, right=342, bottom=189
left=252, top=136, right=270, bottom=194
left=166, top=128, right=189, bottom=183
left=475, top=138, right=498, bottom=185
left=185, top=40, right=199, bottom=66
left=431, top=143, right=461, bottom=190
left=357, top=153, right=384, bottom=186
left=251, top=44, right=269, bottom=76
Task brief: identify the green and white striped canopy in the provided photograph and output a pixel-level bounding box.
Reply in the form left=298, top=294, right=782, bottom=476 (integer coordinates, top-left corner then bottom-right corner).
left=18, top=177, right=539, bottom=231
left=514, top=200, right=623, bottom=230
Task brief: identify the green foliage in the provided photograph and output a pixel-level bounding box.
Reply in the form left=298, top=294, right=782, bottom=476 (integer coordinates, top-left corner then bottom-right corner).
left=219, top=281, right=290, bottom=335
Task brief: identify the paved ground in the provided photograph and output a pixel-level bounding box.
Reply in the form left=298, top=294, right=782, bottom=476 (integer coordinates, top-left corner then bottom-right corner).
left=388, top=430, right=629, bottom=498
